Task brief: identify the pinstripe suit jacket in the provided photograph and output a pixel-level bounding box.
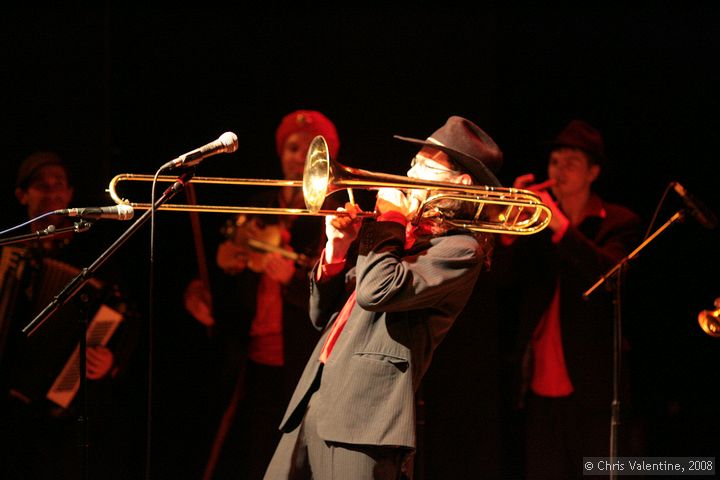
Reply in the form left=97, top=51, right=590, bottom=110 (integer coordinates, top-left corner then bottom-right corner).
left=278, top=219, right=486, bottom=449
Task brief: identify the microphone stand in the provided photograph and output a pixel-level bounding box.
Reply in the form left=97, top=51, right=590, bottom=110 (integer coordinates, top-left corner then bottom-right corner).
left=0, top=221, right=94, bottom=478
left=583, top=209, right=686, bottom=480
left=0, top=221, right=93, bottom=247
left=21, top=170, right=195, bottom=479
left=22, top=171, right=193, bottom=336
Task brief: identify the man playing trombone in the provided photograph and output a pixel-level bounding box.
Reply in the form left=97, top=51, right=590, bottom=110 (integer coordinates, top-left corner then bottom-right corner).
left=264, top=116, right=503, bottom=479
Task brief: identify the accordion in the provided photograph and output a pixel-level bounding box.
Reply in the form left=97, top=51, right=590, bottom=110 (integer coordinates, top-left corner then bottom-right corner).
left=1, top=249, right=124, bottom=409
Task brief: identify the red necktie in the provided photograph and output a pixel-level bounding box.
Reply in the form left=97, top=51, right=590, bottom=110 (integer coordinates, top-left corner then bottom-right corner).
left=319, top=289, right=357, bottom=363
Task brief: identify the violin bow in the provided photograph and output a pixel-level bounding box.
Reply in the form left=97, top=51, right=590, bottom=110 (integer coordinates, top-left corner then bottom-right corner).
left=185, top=183, right=213, bottom=335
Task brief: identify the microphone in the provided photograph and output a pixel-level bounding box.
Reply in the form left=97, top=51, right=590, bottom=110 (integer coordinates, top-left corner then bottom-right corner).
left=672, top=182, right=718, bottom=230
left=53, top=205, right=135, bottom=221
left=161, top=132, right=238, bottom=170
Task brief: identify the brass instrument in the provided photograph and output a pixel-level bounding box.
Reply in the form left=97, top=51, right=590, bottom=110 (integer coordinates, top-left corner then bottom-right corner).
left=698, top=298, right=720, bottom=337
left=107, top=135, right=552, bottom=235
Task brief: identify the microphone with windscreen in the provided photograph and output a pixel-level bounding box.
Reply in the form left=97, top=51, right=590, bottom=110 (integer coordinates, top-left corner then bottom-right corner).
left=160, top=132, right=238, bottom=171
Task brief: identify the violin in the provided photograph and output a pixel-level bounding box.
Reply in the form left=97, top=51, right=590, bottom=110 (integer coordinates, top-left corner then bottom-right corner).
left=221, top=214, right=313, bottom=273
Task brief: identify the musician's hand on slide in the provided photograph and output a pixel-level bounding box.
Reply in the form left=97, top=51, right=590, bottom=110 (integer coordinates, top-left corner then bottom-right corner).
left=183, top=278, right=215, bottom=327
left=216, top=240, right=249, bottom=275
left=264, top=252, right=296, bottom=284
left=325, top=202, right=363, bottom=264
left=86, top=346, right=114, bottom=380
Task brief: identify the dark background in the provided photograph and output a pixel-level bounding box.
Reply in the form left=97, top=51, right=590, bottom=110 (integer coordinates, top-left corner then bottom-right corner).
left=2, top=4, right=718, bottom=478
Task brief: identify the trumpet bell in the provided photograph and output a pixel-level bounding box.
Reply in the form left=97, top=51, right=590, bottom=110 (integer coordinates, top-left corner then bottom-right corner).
left=698, top=298, right=720, bottom=337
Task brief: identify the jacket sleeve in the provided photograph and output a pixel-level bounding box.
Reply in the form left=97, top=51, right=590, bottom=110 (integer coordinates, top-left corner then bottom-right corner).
left=353, top=221, right=484, bottom=313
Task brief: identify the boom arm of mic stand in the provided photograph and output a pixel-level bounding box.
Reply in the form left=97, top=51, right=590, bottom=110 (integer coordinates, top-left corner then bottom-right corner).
left=22, top=172, right=194, bottom=337
left=583, top=210, right=685, bottom=299
left=0, top=220, right=93, bottom=247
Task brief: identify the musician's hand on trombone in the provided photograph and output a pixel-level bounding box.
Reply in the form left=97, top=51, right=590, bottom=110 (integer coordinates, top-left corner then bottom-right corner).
left=325, top=202, right=363, bottom=264
left=86, top=346, right=114, bottom=380
left=183, top=278, right=215, bottom=327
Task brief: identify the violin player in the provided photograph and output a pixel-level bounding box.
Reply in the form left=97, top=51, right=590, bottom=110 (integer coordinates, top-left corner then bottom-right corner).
left=183, top=110, right=342, bottom=480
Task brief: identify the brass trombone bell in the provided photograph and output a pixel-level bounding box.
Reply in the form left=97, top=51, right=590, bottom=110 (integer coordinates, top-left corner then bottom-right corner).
left=107, top=135, right=552, bottom=235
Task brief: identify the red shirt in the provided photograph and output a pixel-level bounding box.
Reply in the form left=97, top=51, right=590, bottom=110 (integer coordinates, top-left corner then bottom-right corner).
left=529, top=281, right=574, bottom=397
left=530, top=194, right=607, bottom=397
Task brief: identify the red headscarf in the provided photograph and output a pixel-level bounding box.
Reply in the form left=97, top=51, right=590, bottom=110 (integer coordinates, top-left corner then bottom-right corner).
left=275, top=110, right=340, bottom=159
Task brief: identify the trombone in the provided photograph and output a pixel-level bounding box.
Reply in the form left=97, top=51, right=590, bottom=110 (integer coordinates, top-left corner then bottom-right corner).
left=107, top=135, right=552, bottom=235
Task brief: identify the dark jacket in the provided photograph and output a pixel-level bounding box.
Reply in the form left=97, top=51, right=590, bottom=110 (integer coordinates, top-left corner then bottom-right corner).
left=498, top=194, right=641, bottom=411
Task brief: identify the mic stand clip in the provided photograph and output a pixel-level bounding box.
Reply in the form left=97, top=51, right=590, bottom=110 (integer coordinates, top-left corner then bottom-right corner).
left=0, top=220, right=94, bottom=247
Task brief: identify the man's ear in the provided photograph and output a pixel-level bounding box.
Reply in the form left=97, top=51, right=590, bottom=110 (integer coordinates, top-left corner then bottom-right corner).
left=15, top=187, right=27, bottom=206
left=589, top=164, right=600, bottom=183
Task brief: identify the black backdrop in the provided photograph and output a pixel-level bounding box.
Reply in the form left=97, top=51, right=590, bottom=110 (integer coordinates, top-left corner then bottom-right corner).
left=2, top=4, right=718, bottom=478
